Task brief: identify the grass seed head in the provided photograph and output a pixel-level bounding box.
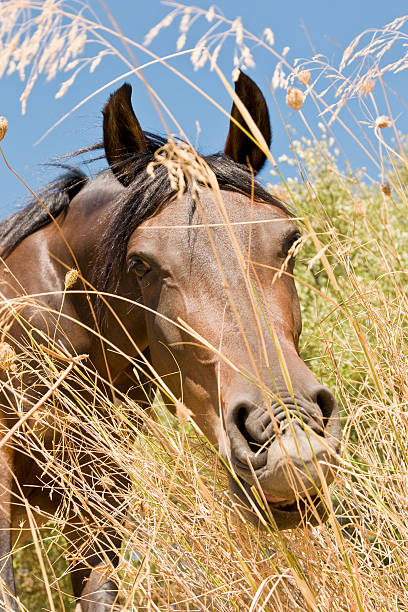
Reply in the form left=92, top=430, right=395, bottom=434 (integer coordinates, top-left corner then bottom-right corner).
left=0, top=117, right=8, bottom=142
left=298, top=70, right=311, bottom=86
left=64, top=268, right=79, bottom=289
left=375, top=115, right=391, bottom=129
left=0, top=342, right=17, bottom=372
left=175, top=400, right=193, bottom=426
left=354, top=198, right=366, bottom=218
left=286, top=87, right=305, bottom=110
left=361, top=79, right=375, bottom=95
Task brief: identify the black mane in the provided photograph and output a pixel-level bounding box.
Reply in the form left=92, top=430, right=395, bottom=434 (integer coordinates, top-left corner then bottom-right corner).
left=0, top=168, right=88, bottom=259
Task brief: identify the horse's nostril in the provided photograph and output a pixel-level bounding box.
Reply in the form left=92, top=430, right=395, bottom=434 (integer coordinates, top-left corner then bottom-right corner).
left=236, top=404, right=263, bottom=452
left=312, top=386, right=336, bottom=421
left=226, top=399, right=270, bottom=470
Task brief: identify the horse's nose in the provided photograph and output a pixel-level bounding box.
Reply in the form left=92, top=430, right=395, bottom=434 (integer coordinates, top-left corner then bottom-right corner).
left=227, top=385, right=336, bottom=450
left=226, top=389, right=338, bottom=496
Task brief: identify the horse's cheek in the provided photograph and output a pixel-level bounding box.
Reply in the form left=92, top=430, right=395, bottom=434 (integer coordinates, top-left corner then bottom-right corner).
left=142, top=281, right=186, bottom=373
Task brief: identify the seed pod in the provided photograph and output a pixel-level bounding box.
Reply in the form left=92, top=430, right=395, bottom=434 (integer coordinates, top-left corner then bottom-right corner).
left=298, top=70, right=311, bottom=86
left=375, top=115, right=391, bottom=129
left=0, top=117, right=8, bottom=142
left=286, top=87, right=304, bottom=111
left=380, top=182, right=391, bottom=196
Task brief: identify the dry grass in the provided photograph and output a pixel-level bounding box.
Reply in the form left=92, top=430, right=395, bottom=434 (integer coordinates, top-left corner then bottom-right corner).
left=1, top=3, right=408, bottom=611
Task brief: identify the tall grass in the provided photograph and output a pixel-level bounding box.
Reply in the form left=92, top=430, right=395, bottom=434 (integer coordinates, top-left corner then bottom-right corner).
left=1, top=2, right=408, bottom=610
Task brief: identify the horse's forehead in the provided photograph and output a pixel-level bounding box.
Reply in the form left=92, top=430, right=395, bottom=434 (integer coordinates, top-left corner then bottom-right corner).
left=135, top=189, right=290, bottom=235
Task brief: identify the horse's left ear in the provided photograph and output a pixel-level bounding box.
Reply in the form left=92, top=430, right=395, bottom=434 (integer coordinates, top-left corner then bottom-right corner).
left=103, top=83, right=147, bottom=186
left=224, top=71, right=271, bottom=174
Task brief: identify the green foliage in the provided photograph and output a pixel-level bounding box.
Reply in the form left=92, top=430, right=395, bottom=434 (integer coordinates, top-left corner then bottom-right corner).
left=14, top=531, right=75, bottom=611
left=272, top=128, right=408, bottom=407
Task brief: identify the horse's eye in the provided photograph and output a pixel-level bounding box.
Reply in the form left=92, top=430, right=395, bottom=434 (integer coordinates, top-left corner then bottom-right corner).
left=127, top=256, right=152, bottom=279
left=282, top=230, right=301, bottom=259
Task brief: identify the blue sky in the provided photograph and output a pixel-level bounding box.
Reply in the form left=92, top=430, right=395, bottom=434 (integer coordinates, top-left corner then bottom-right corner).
left=1, top=1, right=408, bottom=218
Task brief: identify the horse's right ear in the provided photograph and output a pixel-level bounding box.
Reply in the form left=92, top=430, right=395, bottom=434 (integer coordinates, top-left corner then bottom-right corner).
left=103, top=83, right=147, bottom=186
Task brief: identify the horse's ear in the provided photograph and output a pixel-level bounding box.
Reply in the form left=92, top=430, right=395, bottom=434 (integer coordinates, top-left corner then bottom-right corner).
left=103, top=83, right=147, bottom=186
left=224, top=72, right=271, bottom=174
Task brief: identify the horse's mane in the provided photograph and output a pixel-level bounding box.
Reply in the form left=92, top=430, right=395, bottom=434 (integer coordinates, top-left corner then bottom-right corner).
left=0, top=133, right=165, bottom=260
left=0, top=167, right=88, bottom=259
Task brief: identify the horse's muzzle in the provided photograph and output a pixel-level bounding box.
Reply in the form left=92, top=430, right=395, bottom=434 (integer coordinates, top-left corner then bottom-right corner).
left=225, top=389, right=341, bottom=529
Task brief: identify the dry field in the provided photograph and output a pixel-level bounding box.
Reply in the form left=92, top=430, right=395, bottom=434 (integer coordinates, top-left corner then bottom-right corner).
left=1, top=3, right=408, bottom=610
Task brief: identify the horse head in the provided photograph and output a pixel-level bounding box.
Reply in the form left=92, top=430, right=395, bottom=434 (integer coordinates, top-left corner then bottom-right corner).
left=100, top=73, right=341, bottom=529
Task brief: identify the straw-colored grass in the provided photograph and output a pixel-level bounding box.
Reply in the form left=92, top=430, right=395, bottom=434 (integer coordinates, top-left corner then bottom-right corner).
left=1, top=3, right=408, bottom=611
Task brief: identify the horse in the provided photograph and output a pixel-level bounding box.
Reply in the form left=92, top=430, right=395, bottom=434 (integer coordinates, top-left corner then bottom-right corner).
left=0, top=72, right=341, bottom=611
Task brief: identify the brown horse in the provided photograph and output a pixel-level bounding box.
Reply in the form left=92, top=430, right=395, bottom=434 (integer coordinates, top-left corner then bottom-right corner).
left=0, top=72, right=341, bottom=610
